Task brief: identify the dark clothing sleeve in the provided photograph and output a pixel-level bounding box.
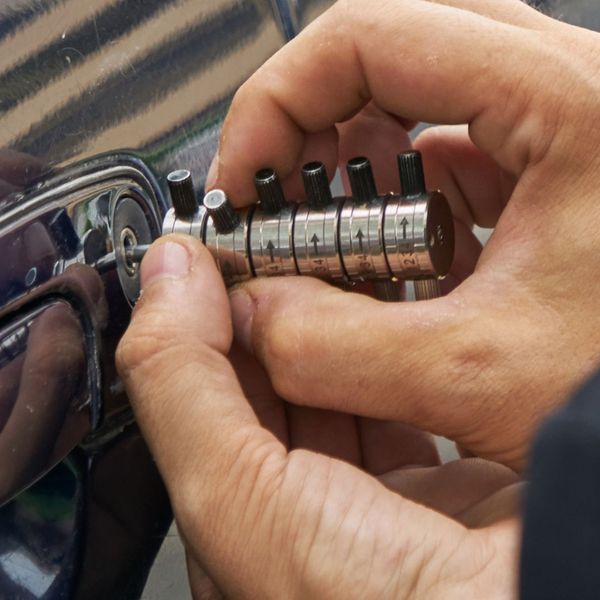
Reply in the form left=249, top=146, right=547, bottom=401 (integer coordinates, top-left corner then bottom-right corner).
left=520, top=368, right=600, bottom=599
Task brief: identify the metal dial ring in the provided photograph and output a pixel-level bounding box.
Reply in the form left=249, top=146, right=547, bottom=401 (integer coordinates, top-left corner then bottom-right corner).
left=338, top=197, right=389, bottom=280
left=249, top=205, right=297, bottom=277
left=293, top=202, right=344, bottom=280
left=204, top=207, right=254, bottom=285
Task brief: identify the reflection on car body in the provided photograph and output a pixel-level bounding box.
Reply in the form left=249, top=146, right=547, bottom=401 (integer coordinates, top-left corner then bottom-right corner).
left=0, top=1, right=332, bottom=597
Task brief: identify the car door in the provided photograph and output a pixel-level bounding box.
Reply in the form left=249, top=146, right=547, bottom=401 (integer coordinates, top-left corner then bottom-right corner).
left=0, top=1, right=332, bottom=598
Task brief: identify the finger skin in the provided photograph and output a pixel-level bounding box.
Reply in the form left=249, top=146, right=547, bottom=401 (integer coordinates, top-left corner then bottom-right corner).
left=231, top=341, right=440, bottom=471
left=210, top=0, right=600, bottom=475
left=114, top=0, right=600, bottom=594
left=228, top=343, right=289, bottom=447
left=358, top=419, right=440, bottom=474
left=229, top=271, right=599, bottom=471
left=117, top=237, right=513, bottom=599
left=186, top=553, right=223, bottom=600
left=232, top=336, right=442, bottom=472
left=286, top=404, right=363, bottom=465
left=212, top=0, right=581, bottom=205
left=336, top=103, right=413, bottom=195
left=118, top=236, right=289, bottom=597
left=414, top=125, right=516, bottom=229
left=378, top=458, right=519, bottom=519
left=427, top=0, right=557, bottom=29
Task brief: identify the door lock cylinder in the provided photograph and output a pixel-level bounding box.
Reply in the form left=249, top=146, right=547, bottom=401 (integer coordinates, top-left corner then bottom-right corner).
left=161, top=151, right=455, bottom=300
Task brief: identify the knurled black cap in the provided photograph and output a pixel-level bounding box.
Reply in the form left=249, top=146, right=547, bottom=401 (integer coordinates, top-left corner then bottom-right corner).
left=346, top=156, right=377, bottom=203
left=302, top=161, right=332, bottom=209
left=397, top=151, right=426, bottom=197
left=167, top=169, right=198, bottom=218
left=255, top=168, right=287, bottom=213
left=203, top=189, right=240, bottom=234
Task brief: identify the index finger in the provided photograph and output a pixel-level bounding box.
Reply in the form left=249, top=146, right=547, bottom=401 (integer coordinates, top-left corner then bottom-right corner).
left=212, top=0, right=564, bottom=204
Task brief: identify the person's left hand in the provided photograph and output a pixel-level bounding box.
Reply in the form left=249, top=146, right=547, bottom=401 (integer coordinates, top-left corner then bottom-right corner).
left=117, top=236, right=522, bottom=598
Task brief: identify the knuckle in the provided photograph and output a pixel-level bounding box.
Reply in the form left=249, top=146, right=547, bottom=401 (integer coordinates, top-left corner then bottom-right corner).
left=115, top=329, right=157, bottom=381
left=259, top=320, right=302, bottom=393
left=260, top=315, right=298, bottom=365
left=173, top=428, right=286, bottom=542
left=244, top=281, right=346, bottom=402
left=445, top=337, right=496, bottom=402
left=116, top=303, right=187, bottom=379
left=414, top=125, right=453, bottom=152
left=413, top=125, right=439, bottom=147
left=252, top=303, right=310, bottom=401
left=231, top=68, right=266, bottom=114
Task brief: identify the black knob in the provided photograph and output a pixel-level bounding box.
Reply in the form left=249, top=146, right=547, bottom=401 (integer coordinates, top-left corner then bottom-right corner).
left=167, top=169, right=198, bottom=219
left=397, top=151, right=426, bottom=197
left=302, top=161, right=332, bottom=209
left=255, top=168, right=287, bottom=213
left=203, top=189, right=240, bottom=234
left=346, top=156, right=377, bottom=203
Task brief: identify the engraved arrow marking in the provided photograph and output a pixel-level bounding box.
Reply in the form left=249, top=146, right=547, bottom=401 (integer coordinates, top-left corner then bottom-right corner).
left=400, top=217, right=409, bottom=239
left=355, top=229, right=365, bottom=253
left=311, top=233, right=320, bottom=254
left=266, top=240, right=275, bottom=262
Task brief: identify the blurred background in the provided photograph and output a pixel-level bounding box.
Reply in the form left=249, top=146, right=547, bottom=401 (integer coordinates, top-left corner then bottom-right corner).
left=553, top=0, right=600, bottom=28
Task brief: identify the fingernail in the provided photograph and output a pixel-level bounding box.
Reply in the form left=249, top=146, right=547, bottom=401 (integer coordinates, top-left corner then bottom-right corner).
left=141, top=241, right=190, bottom=288
left=205, top=150, right=219, bottom=189
left=229, top=289, right=255, bottom=354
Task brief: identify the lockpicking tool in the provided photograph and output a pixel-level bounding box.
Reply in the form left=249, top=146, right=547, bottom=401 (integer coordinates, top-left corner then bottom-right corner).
left=160, top=151, right=455, bottom=301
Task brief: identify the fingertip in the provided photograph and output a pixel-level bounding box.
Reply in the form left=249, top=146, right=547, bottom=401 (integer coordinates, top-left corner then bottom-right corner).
left=140, top=234, right=221, bottom=290
left=212, top=76, right=340, bottom=207
left=132, top=234, right=233, bottom=355
left=228, top=276, right=365, bottom=359
left=140, top=238, right=191, bottom=289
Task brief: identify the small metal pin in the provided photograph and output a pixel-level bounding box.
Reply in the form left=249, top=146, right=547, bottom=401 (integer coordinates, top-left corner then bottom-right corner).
left=93, top=253, right=117, bottom=275
left=93, top=244, right=151, bottom=275
left=125, top=244, right=151, bottom=263
left=167, top=169, right=198, bottom=219
left=397, top=151, right=426, bottom=198
left=302, top=161, right=332, bottom=209
left=203, top=189, right=240, bottom=234
left=255, top=168, right=287, bottom=214
left=346, top=157, right=377, bottom=204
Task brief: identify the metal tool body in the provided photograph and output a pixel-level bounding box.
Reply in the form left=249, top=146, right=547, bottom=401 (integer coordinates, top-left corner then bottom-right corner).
left=162, top=153, right=455, bottom=299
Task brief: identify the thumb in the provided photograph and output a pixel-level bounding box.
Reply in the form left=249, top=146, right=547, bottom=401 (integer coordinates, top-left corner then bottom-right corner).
left=116, top=235, right=288, bottom=595
left=117, top=234, right=281, bottom=495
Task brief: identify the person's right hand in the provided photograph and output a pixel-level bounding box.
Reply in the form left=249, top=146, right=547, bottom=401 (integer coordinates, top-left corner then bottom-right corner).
left=117, top=237, right=523, bottom=599
left=205, top=0, right=600, bottom=471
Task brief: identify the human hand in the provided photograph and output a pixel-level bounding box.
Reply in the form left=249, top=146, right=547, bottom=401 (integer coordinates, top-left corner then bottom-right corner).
left=205, top=0, right=600, bottom=470
left=0, top=302, right=85, bottom=501
left=117, top=237, right=522, bottom=599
